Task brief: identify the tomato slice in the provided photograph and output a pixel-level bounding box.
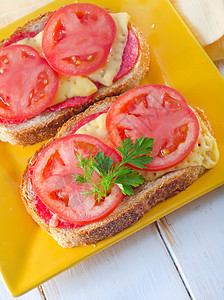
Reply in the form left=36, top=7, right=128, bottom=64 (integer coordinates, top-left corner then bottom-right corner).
left=32, top=134, right=123, bottom=225
left=106, top=85, right=200, bottom=171
left=0, top=45, right=58, bottom=121
left=42, top=3, right=116, bottom=76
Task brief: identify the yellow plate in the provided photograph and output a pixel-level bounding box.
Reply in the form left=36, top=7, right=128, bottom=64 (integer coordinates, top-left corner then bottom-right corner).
left=0, top=0, right=224, bottom=296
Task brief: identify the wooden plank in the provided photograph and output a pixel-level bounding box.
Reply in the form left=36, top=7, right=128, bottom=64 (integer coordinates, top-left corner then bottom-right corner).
left=42, top=224, right=190, bottom=300
left=215, top=59, right=224, bottom=76
left=0, top=275, right=43, bottom=300
left=0, top=0, right=52, bottom=15
left=0, top=1, right=53, bottom=28
left=157, top=185, right=224, bottom=300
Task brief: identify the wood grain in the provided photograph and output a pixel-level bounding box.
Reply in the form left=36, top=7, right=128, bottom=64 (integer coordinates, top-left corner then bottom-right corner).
left=42, top=224, right=191, bottom=300
left=157, top=185, right=224, bottom=299
left=0, top=1, right=53, bottom=28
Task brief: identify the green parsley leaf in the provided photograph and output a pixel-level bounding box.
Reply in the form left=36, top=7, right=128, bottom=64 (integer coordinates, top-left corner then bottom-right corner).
left=115, top=183, right=133, bottom=196
left=72, top=173, right=88, bottom=183
left=114, top=168, right=145, bottom=195
left=116, top=137, right=154, bottom=168
left=73, top=137, right=154, bottom=201
left=93, top=152, right=114, bottom=176
left=115, top=169, right=145, bottom=187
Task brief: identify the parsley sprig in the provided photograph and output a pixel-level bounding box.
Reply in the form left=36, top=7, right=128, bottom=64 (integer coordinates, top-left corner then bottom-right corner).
left=73, top=137, right=154, bottom=202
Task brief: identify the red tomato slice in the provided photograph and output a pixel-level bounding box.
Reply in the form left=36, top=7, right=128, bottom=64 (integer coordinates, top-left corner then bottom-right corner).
left=106, top=85, right=200, bottom=171
left=42, top=3, right=116, bottom=76
left=0, top=45, right=58, bottom=121
left=32, top=134, right=123, bottom=225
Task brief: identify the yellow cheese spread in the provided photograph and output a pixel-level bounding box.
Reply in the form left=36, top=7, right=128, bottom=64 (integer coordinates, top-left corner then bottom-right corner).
left=88, top=13, right=130, bottom=86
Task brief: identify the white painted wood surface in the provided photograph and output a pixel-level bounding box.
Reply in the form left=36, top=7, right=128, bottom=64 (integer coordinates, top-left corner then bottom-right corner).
left=0, top=1, right=224, bottom=299
left=157, top=185, right=224, bottom=300
left=41, top=224, right=191, bottom=300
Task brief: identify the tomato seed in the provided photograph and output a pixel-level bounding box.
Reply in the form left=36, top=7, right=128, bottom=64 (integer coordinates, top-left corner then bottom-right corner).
left=21, top=50, right=29, bottom=58
left=181, top=125, right=188, bottom=132
left=3, top=59, right=9, bottom=64
left=0, top=69, right=4, bottom=74
left=75, top=60, right=81, bottom=65
left=0, top=94, right=10, bottom=108
left=161, top=149, right=170, bottom=155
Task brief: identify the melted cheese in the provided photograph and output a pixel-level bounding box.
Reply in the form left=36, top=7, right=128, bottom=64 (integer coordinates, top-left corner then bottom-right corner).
left=88, top=13, right=130, bottom=86
left=16, top=31, right=43, bottom=55
left=76, top=113, right=110, bottom=144
left=75, top=110, right=219, bottom=181
left=50, top=75, right=97, bottom=106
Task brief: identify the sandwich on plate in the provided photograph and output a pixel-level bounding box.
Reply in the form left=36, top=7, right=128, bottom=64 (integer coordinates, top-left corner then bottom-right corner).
left=0, top=3, right=149, bottom=146
left=21, top=85, right=219, bottom=247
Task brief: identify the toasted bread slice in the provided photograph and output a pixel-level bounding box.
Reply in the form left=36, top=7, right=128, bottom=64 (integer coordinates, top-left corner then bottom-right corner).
left=0, top=10, right=150, bottom=146
left=20, top=96, right=216, bottom=247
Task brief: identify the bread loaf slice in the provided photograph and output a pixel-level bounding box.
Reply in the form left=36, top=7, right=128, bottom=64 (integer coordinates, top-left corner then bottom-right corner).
left=0, top=10, right=150, bottom=146
left=20, top=96, right=214, bottom=247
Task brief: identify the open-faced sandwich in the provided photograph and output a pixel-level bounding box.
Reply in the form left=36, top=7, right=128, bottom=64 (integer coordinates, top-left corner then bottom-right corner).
left=20, top=85, right=219, bottom=247
left=0, top=3, right=150, bottom=146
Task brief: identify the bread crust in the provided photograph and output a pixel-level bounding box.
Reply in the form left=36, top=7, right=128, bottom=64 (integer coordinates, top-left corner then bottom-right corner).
left=20, top=96, right=214, bottom=247
left=0, top=10, right=150, bottom=146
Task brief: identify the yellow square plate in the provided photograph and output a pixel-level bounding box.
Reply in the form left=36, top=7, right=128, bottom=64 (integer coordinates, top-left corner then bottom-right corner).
left=0, top=0, right=224, bottom=296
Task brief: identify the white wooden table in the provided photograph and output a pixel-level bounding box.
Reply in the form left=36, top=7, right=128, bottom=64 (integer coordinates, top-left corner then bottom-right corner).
left=0, top=1, right=224, bottom=299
